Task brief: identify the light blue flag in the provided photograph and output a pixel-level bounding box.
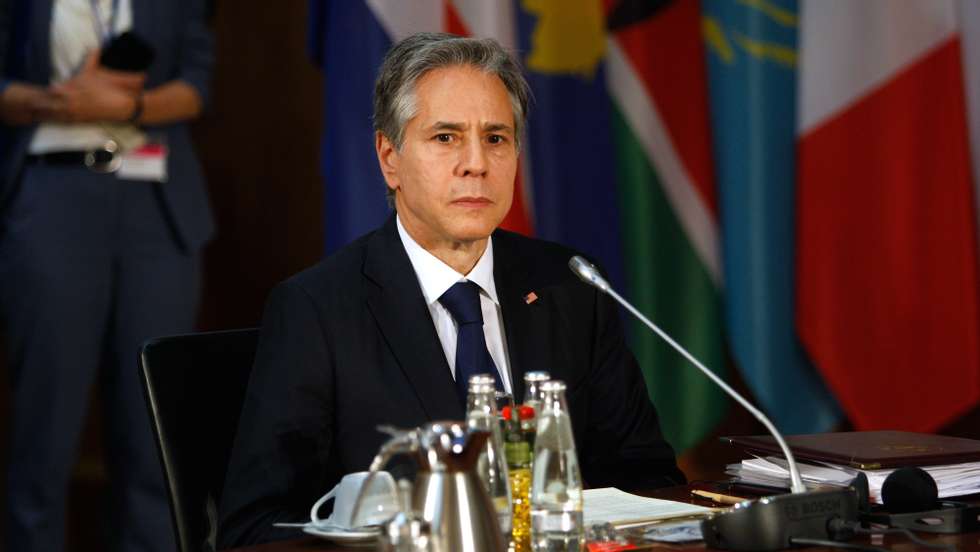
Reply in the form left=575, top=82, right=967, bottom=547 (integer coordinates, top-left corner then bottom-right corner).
left=702, top=0, right=840, bottom=433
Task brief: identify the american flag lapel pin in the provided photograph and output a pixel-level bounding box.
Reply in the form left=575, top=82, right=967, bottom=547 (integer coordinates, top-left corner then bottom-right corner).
left=524, top=291, right=538, bottom=304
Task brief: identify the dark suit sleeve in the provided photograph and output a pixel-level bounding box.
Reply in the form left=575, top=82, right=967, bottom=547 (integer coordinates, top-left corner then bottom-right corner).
left=176, top=0, right=214, bottom=108
left=579, top=288, right=687, bottom=490
left=217, top=281, right=335, bottom=548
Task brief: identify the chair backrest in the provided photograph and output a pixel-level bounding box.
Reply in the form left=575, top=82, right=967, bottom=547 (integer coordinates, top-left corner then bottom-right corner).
left=139, top=328, right=259, bottom=552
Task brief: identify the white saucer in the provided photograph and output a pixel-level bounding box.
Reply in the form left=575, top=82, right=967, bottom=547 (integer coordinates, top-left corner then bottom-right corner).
left=303, top=525, right=379, bottom=546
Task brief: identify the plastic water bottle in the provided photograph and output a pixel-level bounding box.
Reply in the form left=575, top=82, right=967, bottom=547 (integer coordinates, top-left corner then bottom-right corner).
left=466, top=374, right=513, bottom=535
left=530, top=380, right=583, bottom=551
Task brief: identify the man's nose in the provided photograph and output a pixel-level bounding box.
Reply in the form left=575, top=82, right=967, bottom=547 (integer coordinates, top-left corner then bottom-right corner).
left=456, top=137, right=488, bottom=177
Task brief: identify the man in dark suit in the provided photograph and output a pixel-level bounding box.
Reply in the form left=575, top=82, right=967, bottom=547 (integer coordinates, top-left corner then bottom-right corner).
left=218, top=33, right=684, bottom=548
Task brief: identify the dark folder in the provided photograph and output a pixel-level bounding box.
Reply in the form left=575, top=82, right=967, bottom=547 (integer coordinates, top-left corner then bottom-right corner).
left=722, top=430, right=980, bottom=470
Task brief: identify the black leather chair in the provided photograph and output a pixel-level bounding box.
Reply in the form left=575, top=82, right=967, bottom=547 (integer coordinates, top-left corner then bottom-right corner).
left=139, top=328, right=259, bottom=552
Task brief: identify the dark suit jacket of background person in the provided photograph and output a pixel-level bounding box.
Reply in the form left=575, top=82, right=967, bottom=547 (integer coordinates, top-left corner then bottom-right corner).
left=218, top=215, right=686, bottom=547
left=0, top=0, right=214, bottom=251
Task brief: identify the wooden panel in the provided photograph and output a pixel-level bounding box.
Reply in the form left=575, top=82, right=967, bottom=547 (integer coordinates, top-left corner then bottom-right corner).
left=195, top=0, right=325, bottom=330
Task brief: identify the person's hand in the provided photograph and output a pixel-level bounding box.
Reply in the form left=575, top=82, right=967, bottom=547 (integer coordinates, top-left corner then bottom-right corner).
left=41, top=51, right=145, bottom=123
left=86, top=49, right=147, bottom=95
left=0, top=83, right=61, bottom=125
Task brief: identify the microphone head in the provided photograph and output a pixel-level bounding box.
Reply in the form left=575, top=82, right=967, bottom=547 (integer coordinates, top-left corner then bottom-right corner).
left=881, top=466, right=938, bottom=513
left=568, top=256, right=610, bottom=292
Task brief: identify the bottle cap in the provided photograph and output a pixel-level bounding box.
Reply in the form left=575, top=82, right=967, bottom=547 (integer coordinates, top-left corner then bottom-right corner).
left=539, top=380, right=566, bottom=393
left=524, top=371, right=550, bottom=383
left=468, top=374, right=496, bottom=394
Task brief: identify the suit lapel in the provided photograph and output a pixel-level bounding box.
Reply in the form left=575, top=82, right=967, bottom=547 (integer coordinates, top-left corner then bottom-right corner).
left=493, top=231, right=553, bottom=403
left=29, top=0, right=52, bottom=84
left=363, top=217, right=464, bottom=422
left=130, top=0, right=151, bottom=42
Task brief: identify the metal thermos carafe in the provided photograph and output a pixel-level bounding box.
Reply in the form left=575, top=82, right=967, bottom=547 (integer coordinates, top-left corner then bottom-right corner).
left=364, top=421, right=508, bottom=552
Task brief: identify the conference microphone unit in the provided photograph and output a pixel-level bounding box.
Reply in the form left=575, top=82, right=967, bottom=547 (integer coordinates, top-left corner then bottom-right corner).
left=568, top=256, right=860, bottom=551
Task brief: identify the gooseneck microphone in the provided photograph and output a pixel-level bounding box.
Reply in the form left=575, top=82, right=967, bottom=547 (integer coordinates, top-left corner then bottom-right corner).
left=568, top=256, right=860, bottom=550
left=569, top=256, right=806, bottom=491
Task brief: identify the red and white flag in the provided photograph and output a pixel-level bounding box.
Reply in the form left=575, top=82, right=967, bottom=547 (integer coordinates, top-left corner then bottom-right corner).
left=796, top=0, right=980, bottom=431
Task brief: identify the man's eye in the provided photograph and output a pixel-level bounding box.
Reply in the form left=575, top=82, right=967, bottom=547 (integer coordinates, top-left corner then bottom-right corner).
left=435, top=134, right=453, bottom=143
left=487, top=135, right=504, bottom=144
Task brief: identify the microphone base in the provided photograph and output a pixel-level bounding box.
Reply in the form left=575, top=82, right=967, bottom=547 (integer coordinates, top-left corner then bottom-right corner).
left=863, top=502, right=980, bottom=534
left=701, top=487, right=859, bottom=550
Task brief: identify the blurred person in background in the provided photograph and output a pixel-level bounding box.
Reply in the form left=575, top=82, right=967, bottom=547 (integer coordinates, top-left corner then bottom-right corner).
left=0, top=0, right=213, bottom=550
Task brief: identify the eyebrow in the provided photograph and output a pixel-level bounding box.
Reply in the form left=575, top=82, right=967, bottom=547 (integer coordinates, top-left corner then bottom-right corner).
left=484, top=123, right=514, bottom=135
left=430, top=121, right=514, bottom=134
left=431, top=121, right=466, bottom=132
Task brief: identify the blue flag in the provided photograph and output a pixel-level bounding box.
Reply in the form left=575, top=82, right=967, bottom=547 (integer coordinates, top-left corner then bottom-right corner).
left=703, top=0, right=840, bottom=432
left=308, top=0, right=392, bottom=253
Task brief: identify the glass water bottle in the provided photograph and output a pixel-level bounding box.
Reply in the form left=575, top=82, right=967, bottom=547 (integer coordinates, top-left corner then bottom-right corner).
left=522, top=371, right=550, bottom=413
left=467, top=374, right=513, bottom=534
left=521, top=371, right=549, bottom=452
left=530, top=380, right=583, bottom=551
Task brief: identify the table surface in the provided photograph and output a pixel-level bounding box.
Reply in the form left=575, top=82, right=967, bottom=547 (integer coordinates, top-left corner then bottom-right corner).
left=226, top=483, right=980, bottom=551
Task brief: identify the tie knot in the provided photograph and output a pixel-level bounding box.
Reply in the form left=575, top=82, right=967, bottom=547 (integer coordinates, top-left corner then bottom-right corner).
left=439, top=281, right=484, bottom=325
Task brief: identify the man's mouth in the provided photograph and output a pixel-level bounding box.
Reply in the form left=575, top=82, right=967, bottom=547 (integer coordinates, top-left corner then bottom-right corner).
left=451, top=196, right=492, bottom=206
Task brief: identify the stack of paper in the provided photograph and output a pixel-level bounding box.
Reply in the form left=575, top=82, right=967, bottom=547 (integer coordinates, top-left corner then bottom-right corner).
left=728, top=456, right=980, bottom=503
left=582, top=488, right=713, bottom=527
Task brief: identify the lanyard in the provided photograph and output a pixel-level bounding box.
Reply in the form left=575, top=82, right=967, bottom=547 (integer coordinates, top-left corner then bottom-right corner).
left=90, top=0, right=121, bottom=44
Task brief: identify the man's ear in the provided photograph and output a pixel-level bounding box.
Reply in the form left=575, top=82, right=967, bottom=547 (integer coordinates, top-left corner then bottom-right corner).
left=375, top=132, right=400, bottom=192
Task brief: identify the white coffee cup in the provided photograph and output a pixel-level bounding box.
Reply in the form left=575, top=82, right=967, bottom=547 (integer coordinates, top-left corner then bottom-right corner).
left=310, top=471, right=398, bottom=529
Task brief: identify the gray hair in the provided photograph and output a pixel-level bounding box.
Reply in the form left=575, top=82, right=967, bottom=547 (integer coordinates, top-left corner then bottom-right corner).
left=373, top=33, right=532, bottom=205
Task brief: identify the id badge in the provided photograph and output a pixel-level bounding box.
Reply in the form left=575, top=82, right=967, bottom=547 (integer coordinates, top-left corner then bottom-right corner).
left=118, top=142, right=168, bottom=182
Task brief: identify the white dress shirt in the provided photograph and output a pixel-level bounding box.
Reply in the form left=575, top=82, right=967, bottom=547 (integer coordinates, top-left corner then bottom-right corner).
left=396, top=216, right=513, bottom=393
left=29, top=0, right=143, bottom=154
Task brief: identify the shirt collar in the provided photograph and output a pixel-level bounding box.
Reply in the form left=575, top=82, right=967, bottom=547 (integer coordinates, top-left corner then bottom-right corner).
left=396, top=215, right=499, bottom=306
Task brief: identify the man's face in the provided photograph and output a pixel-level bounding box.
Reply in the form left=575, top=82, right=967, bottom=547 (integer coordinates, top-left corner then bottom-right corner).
left=377, top=65, right=518, bottom=250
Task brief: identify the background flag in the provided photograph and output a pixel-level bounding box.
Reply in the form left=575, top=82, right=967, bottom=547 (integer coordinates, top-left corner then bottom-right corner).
left=308, top=0, right=393, bottom=253
left=702, top=0, right=841, bottom=433
left=797, top=0, right=980, bottom=431
left=605, top=0, right=727, bottom=451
